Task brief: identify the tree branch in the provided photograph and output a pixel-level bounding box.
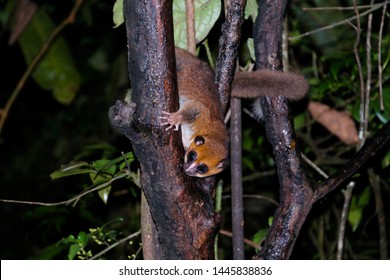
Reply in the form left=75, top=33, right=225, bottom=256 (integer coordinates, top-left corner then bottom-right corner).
left=230, top=96, right=244, bottom=259
left=87, top=231, right=141, bottom=260
left=109, top=0, right=219, bottom=259
left=315, top=121, right=390, bottom=201
left=290, top=2, right=389, bottom=41
left=252, top=0, right=315, bottom=260
left=215, top=0, right=246, bottom=112
left=185, top=0, right=196, bottom=54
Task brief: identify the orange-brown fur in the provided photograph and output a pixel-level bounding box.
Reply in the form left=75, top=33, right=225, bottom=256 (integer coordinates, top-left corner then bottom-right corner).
left=160, top=48, right=229, bottom=177
left=160, top=48, right=308, bottom=178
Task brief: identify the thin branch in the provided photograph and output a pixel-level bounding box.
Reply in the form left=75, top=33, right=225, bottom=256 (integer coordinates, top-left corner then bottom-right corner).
left=185, top=0, right=196, bottom=54
left=0, top=172, right=128, bottom=207
left=315, top=121, right=390, bottom=201
left=302, top=3, right=389, bottom=11
left=87, top=231, right=141, bottom=260
left=369, top=169, right=388, bottom=259
left=242, top=195, right=278, bottom=206
left=351, top=0, right=366, bottom=147
left=289, top=2, right=389, bottom=41
left=215, top=0, right=246, bottom=111
left=0, top=0, right=84, bottom=137
left=282, top=18, right=289, bottom=72
left=363, top=0, right=374, bottom=146
left=219, top=229, right=261, bottom=251
left=222, top=194, right=278, bottom=206
left=378, top=3, right=387, bottom=111
left=301, top=153, right=329, bottom=179
left=242, top=169, right=276, bottom=182
left=230, top=96, right=244, bottom=260
left=336, top=182, right=355, bottom=260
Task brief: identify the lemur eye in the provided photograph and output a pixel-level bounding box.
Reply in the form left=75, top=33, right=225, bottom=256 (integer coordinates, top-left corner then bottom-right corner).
left=187, top=151, right=197, bottom=162
left=195, top=136, right=205, bottom=146
left=196, top=164, right=208, bottom=174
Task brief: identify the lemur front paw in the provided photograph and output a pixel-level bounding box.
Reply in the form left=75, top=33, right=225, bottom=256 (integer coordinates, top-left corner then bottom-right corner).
left=159, top=111, right=182, bottom=131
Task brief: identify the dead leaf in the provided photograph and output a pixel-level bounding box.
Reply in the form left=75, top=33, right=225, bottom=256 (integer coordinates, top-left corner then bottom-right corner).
left=308, top=101, right=359, bottom=145
left=9, top=0, right=37, bottom=45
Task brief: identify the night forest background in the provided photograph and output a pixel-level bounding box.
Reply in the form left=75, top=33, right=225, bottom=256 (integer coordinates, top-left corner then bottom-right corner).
left=0, top=0, right=389, bottom=260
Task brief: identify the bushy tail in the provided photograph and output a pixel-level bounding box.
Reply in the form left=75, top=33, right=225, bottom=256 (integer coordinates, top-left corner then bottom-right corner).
left=232, top=70, right=308, bottom=100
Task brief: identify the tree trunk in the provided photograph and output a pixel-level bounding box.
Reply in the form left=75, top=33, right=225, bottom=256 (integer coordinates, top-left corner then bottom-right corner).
left=252, top=0, right=390, bottom=259
left=109, top=0, right=219, bottom=259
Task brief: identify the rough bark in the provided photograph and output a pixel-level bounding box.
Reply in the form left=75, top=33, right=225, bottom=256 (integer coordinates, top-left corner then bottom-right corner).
left=108, top=0, right=219, bottom=259
left=215, top=0, right=247, bottom=261
left=251, top=0, right=313, bottom=260
left=230, top=97, right=244, bottom=259
left=215, top=0, right=247, bottom=113
left=252, top=0, right=390, bottom=259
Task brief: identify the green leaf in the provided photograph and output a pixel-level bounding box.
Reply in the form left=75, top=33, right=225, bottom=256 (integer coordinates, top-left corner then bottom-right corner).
left=383, top=150, right=390, bottom=169
left=49, top=162, right=92, bottom=180
left=77, top=231, right=89, bottom=246
left=253, top=229, right=268, bottom=244
left=293, top=113, right=306, bottom=131
left=89, top=167, right=112, bottom=204
left=357, top=187, right=371, bottom=207
left=17, top=8, right=80, bottom=104
left=113, top=0, right=124, bottom=28
left=173, top=0, right=221, bottom=49
left=60, top=234, right=76, bottom=244
left=348, top=201, right=362, bottom=232
left=98, top=186, right=111, bottom=205
left=373, top=86, right=390, bottom=123
left=247, top=38, right=255, bottom=61
left=268, top=216, right=274, bottom=227
left=348, top=188, right=371, bottom=232
left=252, top=229, right=268, bottom=253
left=68, top=243, right=80, bottom=260
left=92, top=159, right=116, bottom=175
left=245, top=0, right=258, bottom=20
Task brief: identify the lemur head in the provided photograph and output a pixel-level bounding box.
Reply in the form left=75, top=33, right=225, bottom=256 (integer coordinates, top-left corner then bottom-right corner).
left=184, top=135, right=229, bottom=178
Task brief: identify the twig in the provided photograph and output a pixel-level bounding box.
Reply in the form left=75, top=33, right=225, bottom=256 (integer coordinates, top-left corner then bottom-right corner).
left=222, top=194, right=278, bottom=206
left=0, top=172, right=128, bottom=207
left=369, top=169, right=388, bottom=259
left=219, top=229, right=261, bottom=251
left=351, top=0, right=366, bottom=147
left=0, top=0, right=84, bottom=137
left=243, top=195, right=278, bottom=206
left=87, top=230, right=141, bottom=260
left=230, top=96, right=244, bottom=260
left=185, top=0, right=196, bottom=54
left=282, top=18, right=289, bottom=72
left=336, top=182, right=355, bottom=260
left=301, top=153, right=329, bottom=179
left=242, top=169, right=276, bottom=182
left=289, top=2, right=389, bottom=41
left=214, top=181, right=223, bottom=260
left=363, top=0, right=374, bottom=146
left=378, top=3, right=387, bottom=111
left=302, top=3, right=389, bottom=11
left=315, top=121, right=390, bottom=201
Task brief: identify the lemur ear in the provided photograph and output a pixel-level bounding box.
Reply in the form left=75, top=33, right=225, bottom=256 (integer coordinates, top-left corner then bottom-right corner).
left=231, top=70, right=308, bottom=100
left=217, top=158, right=230, bottom=169
left=195, top=136, right=205, bottom=146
